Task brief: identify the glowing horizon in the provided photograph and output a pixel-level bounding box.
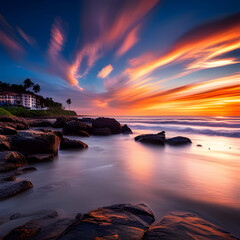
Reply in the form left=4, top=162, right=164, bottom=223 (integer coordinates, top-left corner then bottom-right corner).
left=0, top=0, right=240, bottom=116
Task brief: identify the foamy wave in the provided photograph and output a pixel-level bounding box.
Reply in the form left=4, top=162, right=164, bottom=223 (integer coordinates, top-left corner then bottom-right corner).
left=130, top=124, right=240, bottom=138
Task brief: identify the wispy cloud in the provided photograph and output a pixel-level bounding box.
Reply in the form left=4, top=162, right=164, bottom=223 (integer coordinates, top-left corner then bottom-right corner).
left=17, top=27, right=36, bottom=46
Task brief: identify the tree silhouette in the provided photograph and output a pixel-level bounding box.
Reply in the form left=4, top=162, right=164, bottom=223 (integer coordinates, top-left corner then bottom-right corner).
left=24, top=78, right=34, bottom=90
left=66, top=98, right=71, bottom=110
left=33, top=84, right=40, bottom=93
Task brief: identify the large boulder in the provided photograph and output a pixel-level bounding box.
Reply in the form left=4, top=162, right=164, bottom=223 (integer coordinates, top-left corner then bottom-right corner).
left=0, top=180, right=33, bottom=201
left=59, top=203, right=155, bottom=240
left=27, top=119, right=53, bottom=127
left=26, top=154, right=55, bottom=163
left=60, top=138, right=88, bottom=150
left=92, top=127, right=111, bottom=136
left=143, top=212, right=238, bottom=240
left=62, top=120, right=91, bottom=136
left=166, top=136, right=191, bottom=146
left=135, top=131, right=166, bottom=145
left=10, top=130, right=60, bottom=156
left=0, top=151, right=26, bottom=172
left=52, top=117, right=77, bottom=128
left=122, top=124, right=133, bottom=134
left=92, top=117, right=122, bottom=135
left=0, top=135, right=11, bottom=151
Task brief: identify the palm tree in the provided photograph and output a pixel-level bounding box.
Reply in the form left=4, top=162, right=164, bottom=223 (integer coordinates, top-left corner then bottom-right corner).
left=66, top=98, right=71, bottom=110
left=33, top=84, right=40, bottom=93
left=23, top=78, right=34, bottom=90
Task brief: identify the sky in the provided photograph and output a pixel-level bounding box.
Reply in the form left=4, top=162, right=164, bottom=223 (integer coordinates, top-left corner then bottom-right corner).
left=0, top=0, right=240, bottom=116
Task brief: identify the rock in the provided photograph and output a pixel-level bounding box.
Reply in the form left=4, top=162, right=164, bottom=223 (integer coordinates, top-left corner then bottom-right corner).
left=122, top=124, right=133, bottom=134
left=60, top=138, right=88, bottom=150
left=0, top=135, right=11, bottom=151
left=166, top=136, right=191, bottom=146
left=0, top=151, right=26, bottom=172
left=10, top=210, right=58, bottom=220
left=59, top=203, right=154, bottom=240
left=27, top=119, right=53, bottom=127
left=197, top=144, right=202, bottom=147
left=36, top=129, right=63, bottom=139
left=0, top=180, right=33, bottom=201
left=92, top=127, right=111, bottom=136
left=81, top=118, right=94, bottom=124
left=26, top=154, right=54, bottom=163
left=3, top=210, right=62, bottom=240
left=92, top=117, right=122, bottom=134
left=52, top=117, right=69, bottom=128
left=135, top=133, right=165, bottom=145
left=77, top=130, right=90, bottom=137
left=62, top=120, right=91, bottom=136
left=16, top=167, right=37, bottom=174
left=143, top=212, right=238, bottom=240
left=10, top=130, right=60, bottom=156
left=0, top=117, right=29, bottom=130
left=0, top=126, right=17, bottom=135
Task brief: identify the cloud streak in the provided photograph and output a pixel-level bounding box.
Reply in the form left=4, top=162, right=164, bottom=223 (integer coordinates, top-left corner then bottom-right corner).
left=97, top=64, right=113, bottom=78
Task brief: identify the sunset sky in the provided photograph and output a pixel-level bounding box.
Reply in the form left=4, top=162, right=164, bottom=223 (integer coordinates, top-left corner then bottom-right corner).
left=0, top=0, right=240, bottom=116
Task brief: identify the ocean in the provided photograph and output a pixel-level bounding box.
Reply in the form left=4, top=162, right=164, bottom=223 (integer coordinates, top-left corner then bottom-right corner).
left=0, top=116, right=239, bottom=237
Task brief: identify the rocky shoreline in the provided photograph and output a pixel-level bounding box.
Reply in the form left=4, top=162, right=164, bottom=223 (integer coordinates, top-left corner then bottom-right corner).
left=0, top=116, right=238, bottom=239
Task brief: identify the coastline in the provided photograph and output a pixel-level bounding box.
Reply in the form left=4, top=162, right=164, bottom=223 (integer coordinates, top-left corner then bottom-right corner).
left=0, top=116, right=239, bottom=239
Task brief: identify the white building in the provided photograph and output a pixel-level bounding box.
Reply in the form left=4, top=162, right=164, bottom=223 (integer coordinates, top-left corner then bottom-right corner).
left=0, top=91, right=38, bottom=109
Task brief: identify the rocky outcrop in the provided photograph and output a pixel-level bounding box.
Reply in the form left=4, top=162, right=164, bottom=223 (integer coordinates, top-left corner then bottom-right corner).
left=143, top=212, right=238, bottom=240
left=62, top=120, right=91, bottom=136
left=0, top=180, right=33, bottom=200
left=27, top=119, right=53, bottom=128
left=0, top=135, right=11, bottom=151
left=166, top=136, right=192, bottom=146
left=0, top=126, right=17, bottom=135
left=60, top=138, right=88, bottom=150
left=0, top=117, right=29, bottom=130
left=92, top=127, right=111, bottom=136
left=59, top=203, right=155, bottom=240
left=92, top=117, right=122, bottom=135
left=0, top=151, right=26, bottom=172
left=122, top=124, right=133, bottom=134
left=36, top=129, right=63, bottom=139
left=135, top=131, right=166, bottom=145
left=1, top=204, right=239, bottom=240
left=52, top=117, right=75, bottom=128
left=10, top=130, right=60, bottom=156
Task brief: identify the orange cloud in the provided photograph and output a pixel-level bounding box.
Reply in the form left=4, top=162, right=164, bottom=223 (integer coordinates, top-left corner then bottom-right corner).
left=17, top=27, right=36, bottom=46
left=97, top=64, right=113, bottom=78
left=116, top=25, right=140, bottom=57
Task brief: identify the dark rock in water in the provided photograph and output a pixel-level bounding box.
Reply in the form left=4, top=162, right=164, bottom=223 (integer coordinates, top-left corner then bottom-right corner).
left=92, top=127, right=111, bottom=136
left=122, top=124, right=133, bottom=134
left=3, top=175, right=16, bottom=181
left=166, top=136, right=191, bottom=146
left=0, top=126, right=17, bottom=135
left=52, top=117, right=77, bottom=128
left=0, top=151, right=26, bottom=172
left=197, top=144, right=202, bottom=147
left=0, top=135, right=11, bottom=151
left=135, top=133, right=165, bottom=145
left=62, top=120, right=91, bottom=136
left=10, top=130, right=60, bottom=156
left=92, top=117, right=122, bottom=134
left=3, top=210, right=63, bottom=240
left=16, top=167, right=37, bottom=174
left=0, top=180, right=33, bottom=200
left=60, top=138, right=88, bottom=150
left=27, top=119, right=53, bottom=127
left=10, top=209, right=58, bottom=220
left=36, top=129, right=63, bottom=139
left=26, top=154, right=54, bottom=163
left=81, top=118, right=93, bottom=124
left=143, top=212, right=238, bottom=240
left=77, top=130, right=90, bottom=137
left=59, top=203, right=154, bottom=240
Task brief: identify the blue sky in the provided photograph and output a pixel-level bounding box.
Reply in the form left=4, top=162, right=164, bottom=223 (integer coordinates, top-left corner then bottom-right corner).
left=1, top=0, right=240, bottom=115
